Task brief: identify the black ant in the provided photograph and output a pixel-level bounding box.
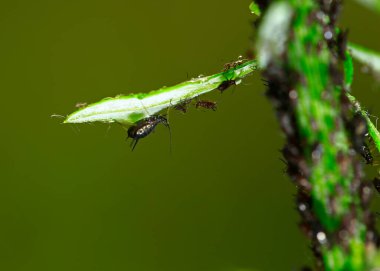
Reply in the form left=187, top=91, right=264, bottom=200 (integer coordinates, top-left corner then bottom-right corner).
left=217, top=79, right=237, bottom=93
left=127, top=115, right=170, bottom=151
left=195, top=100, right=217, bottom=111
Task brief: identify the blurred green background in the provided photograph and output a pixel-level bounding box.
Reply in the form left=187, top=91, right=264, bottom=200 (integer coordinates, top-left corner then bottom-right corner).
left=0, top=1, right=379, bottom=270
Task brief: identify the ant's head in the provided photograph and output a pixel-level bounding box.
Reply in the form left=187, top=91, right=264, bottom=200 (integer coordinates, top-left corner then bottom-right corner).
left=158, top=115, right=170, bottom=128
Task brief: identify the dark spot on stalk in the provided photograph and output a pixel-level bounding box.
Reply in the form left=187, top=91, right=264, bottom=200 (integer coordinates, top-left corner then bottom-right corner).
left=347, top=114, right=367, bottom=153
left=360, top=143, right=373, bottom=165
left=329, top=63, right=344, bottom=85
left=373, top=177, right=380, bottom=194
left=311, top=143, right=323, bottom=164
left=340, top=92, right=353, bottom=119
left=337, top=29, right=348, bottom=60
left=296, top=190, right=314, bottom=220
left=279, top=112, right=296, bottom=136
left=328, top=0, right=342, bottom=25
left=336, top=151, right=350, bottom=176
left=253, top=0, right=270, bottom=12
left=359, top=182, right=372, bottom=208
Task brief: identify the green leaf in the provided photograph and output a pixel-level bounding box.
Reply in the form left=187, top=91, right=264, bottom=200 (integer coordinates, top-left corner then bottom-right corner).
left=348, top=43, right=380, bottom=75
left=64, top=60, right=257, bottom=125
left=344, top=50, right=354, bottom=89
left=249, top=2, right=261, bottom=16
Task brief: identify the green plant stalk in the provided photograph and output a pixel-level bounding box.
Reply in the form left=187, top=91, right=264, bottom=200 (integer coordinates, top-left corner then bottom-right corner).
left=288, top=1, right=366, bottom=269
left=257, top=0, right=368, bottom=269
left=293, top=0, right=346, bottom=219
left=64, top=60, right=257, bottom=125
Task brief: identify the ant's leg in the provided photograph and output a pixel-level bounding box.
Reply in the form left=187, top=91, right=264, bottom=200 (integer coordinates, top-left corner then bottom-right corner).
left=138, top=101, right=151, bottom=120
left=131, top=139, right=139, bottom=151
left=367, top=113, right=379, bottom=129
left=129, top=139, right=134, bottom=148
left=104, top=124, right=112, bottom=137
left=166, top=123, right=172, bottom=154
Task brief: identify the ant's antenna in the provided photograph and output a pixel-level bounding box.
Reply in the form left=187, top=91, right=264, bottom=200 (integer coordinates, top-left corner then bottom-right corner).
left=367, top=112, right=379, bottom=128
left=51, top=114, right=81, bottom=133
left=50, top=114, right=66, bottom=119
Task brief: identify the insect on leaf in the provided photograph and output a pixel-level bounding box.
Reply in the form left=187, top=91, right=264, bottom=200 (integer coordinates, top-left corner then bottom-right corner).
left=64, top=60, right=257, bottom=125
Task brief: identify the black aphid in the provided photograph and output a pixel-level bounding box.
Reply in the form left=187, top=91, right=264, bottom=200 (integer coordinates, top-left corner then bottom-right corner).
left=195, top=100, right=217, bottom=111
left=75, top=102, right=87, bottom=109
left=361, top=143, right=373, bottom=165
left=127, top=115, right=170, bottom=151
left=359, top=136, right=380, bottom=166
left=217, top=79, right=236, bottom=93
left=222, top=56, right=246, bottom=71
left=173, top=99, right=192, bottom=113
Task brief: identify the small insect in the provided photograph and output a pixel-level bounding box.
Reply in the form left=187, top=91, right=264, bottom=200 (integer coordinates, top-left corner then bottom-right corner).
left=361, top=143, right=374, bottom=165
left=173, top=99, right=192, bottom=113
left=373, top=177, right=380, bottom=194
left=217, top=79, right=236, bottom=93
left=195, top=100, right=217, bottom=111
left=75, top=102, right=87, bottom=109
left=361, top=136, right=380, bottom=166
left=261, top=78, right=270, bottom=87
left=222, top=56, right=246, bottom=71
left=127, top=115, right=170, bottom=151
